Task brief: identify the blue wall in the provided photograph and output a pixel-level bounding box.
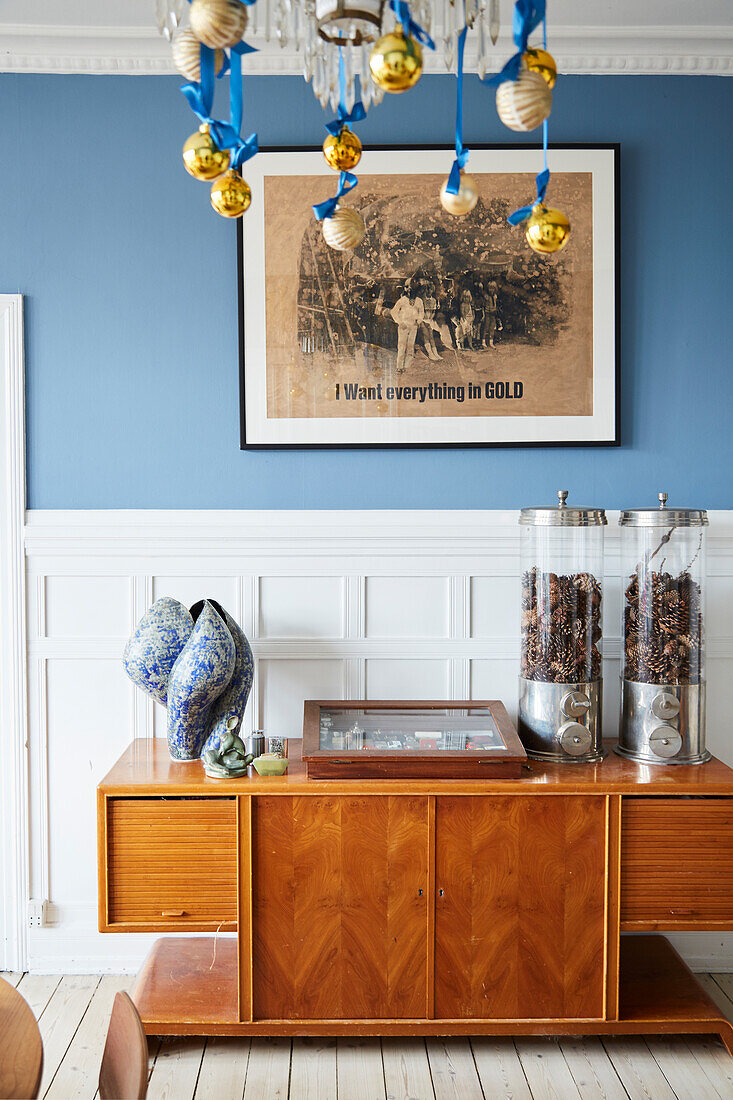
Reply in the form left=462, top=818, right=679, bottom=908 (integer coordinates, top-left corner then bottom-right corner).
left=2, top=73, right=730, bottom=508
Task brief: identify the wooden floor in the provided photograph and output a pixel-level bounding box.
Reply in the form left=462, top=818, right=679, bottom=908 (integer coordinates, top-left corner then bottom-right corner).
left=4, top=972, right=733, bottom=1099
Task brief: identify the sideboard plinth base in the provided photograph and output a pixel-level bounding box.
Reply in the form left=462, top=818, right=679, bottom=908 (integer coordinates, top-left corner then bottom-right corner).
left=130, top=933, right=733, bottom=1058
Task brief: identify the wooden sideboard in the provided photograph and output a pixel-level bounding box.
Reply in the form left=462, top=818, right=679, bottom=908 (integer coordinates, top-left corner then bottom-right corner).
left=98, top=739, right=733, bottom=1051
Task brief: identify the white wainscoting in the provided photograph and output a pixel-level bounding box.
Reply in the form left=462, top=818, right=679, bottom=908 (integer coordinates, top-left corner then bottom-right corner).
left=23, top=509, right=733, bottom=973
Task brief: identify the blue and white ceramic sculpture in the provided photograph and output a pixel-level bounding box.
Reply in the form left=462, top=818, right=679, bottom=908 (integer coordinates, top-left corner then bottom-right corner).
left=123, top=596, right=254, bottom=762
left=123, top=597, right=193, bottom=706
left=199, top=604, right=255, bottom=756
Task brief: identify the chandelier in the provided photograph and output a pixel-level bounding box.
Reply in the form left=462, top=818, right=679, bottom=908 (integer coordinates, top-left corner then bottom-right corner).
left=156, top=0, right=501, bottom=111
left=156, top=0, right=569, bottom=256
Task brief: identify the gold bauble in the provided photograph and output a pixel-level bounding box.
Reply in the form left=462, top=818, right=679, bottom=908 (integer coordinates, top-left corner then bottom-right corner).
left=439, top=173, right=478, bottom=217
left=182, top=124, right=231, bottom=181
left=189, top=0, right=248, bottom=49
left=369, top=28, right=423, bottom=94
left=523, top=47, right=557, bottom=88
left=495, top=67, right=552, bottom=132
left=322, top=206, right=365, bottom=251
left=524, top=203, right=571, bottom=254
left=171, top=28, right=224, bottom=81
left=323, top=126, right=362, bottom=172
left=210, top=169, right=252, bottom=218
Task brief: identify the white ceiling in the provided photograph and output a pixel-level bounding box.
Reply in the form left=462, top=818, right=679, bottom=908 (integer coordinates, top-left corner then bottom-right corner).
left=0, top=0, right=730, bottom=74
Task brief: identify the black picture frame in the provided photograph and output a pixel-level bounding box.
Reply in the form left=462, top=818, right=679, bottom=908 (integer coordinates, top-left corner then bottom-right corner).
left=238, top=142, right=620, bottom=450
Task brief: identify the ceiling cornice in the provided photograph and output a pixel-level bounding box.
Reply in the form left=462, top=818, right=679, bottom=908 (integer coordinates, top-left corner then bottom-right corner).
left=0, top=23, right=730, bottom=76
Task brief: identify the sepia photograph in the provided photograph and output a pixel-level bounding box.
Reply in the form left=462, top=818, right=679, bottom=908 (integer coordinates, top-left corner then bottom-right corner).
left=240, top=146, right=618, bottom=447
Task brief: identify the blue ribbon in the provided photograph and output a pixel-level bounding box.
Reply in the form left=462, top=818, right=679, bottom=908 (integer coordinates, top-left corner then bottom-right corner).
left=313, top=171, right=358, bottom=220
left=180, top=38, right=258, bottom=170
left=389, top=0, right=435, bottom=49
left=507, top=40, right=550, bottom=226
left=325, top=49, right=366, bottom=136
left=484, top=0, right=545, bottom=85
left=507, top=166, right=548, bottom=223
left=445, top=26, right=469, bottom=195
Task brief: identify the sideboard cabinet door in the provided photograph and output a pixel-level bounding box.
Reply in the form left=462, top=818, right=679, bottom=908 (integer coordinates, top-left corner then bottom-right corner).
left=435, top=795, right=606, bottom=1021
left=252, top=795, right=429, bottom=1020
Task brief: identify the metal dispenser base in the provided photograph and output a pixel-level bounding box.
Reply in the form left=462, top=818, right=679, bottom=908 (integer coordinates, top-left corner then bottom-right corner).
left=615, top=680, right=709, bottom=765
left=518, top=678, right=604, bottom=763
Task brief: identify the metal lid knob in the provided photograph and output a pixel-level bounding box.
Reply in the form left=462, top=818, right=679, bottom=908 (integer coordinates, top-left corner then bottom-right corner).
left=651, top=692, right=680, bottom=721
left=557, top=722, right=592, bottom=757
left=649, top=726, right=683, bottom=759
left=561, top=691, right=591, bottom=719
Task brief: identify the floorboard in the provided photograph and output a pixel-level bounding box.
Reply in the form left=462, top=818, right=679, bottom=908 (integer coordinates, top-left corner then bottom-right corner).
left=337, top=1037, right=386, bottom=1100
left=382, top=1037, right=435, bottom=1100
left=16, top=974, right=62, bottom=1020
left=146, top=1037, right=205, bottom=1100
left=290, top=1037, right=337, bottom=1100
left=703, top=974, right=733, bottom=1022
left=426, top=1038, right=483, bottom=1100
left=5, top=970, right=733, bottom=1099
left=196, top=1036, right=250, bottom=1100
left=603, top=1036, right=678, bottom=1100
left=515, top=1038, right=582, bottom=1100
left=45, top=975, right=131, bottom=1100
left=471, top=1037, right=533, bottom=1099
left=710, top=973, right=733, bottom=1008
left=645, top=1036, right=725, bottom=1100
left=558, top=1037, right=629, bottom=1100
left=37, top=975, right=101, bottom=1098
left=243, top=1037, right=291, bottom=1100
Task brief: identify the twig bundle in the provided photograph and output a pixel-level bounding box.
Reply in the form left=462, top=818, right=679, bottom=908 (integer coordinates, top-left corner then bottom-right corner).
left=623, top=569, right=703, bottom=684
left=521, top=568, right=602, bottom=683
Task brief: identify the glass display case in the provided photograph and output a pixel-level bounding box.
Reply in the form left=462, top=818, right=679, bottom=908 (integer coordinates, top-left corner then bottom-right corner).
left=301, top=701, right=527, bottom=778
left=617, top=493, right=709, bottom=764
left=518, top=490, right=607, bottom=763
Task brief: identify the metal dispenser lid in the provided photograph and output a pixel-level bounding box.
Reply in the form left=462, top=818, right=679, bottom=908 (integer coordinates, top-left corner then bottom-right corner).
left=619, top=493, right=709, bottom=528
left=519, top=490, right=607, bottom=528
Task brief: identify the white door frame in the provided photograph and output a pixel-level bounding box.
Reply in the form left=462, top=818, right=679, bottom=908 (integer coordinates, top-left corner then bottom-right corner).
left=0, top=294, right=28, bottom=972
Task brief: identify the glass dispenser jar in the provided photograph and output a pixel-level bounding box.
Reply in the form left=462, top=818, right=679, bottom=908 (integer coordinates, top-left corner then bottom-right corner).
left=518, top=491, right=607, bottom=762
left=617, top=494, right=709, bottom=765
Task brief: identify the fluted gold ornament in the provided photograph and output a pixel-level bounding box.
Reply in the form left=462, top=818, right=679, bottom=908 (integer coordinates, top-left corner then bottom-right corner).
left=523, top=47, right=557, bottom=88
left=323, top=126, right=362, bottom=172
left=322, top=206, right=365, bottom=251
left=369, top=28, right=423, bottom=93
left=210, top=169, right=252, bottom=218
left=182, top=124, right=231, bottom=181
left=172, top=28, right=224, bottom=81
left=189, top=0, right=248, bottom=49
left=495, top=67, right=552, bottom=131
left=439, top=173, right=478, bottom=216
left=524, top=203, right=571, bottom=254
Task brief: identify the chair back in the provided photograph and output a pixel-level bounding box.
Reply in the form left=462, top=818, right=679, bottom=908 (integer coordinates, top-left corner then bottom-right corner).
left=99, top=991, right=148, bottom=1100
left=0, top=975, right=43, bottom=1099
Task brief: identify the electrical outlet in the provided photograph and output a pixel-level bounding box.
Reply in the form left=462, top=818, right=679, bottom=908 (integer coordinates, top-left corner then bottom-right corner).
left=28, top=899, right=46, bottom=928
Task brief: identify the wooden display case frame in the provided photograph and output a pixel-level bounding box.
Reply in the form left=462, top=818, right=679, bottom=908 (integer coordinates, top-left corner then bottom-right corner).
left=301, top=699, right=527, bottom=778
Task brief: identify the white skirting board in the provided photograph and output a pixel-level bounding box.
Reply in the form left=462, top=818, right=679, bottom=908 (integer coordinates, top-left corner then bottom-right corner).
left=21, top=508, right=733, bottom=973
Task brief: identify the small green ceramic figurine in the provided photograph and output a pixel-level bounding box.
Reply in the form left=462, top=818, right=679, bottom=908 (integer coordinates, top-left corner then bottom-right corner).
left=202, top=717, right=253, bottom=778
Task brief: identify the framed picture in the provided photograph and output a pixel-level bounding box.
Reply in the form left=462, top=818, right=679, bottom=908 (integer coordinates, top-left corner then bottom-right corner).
left=238, top=143, right=619, bottom=449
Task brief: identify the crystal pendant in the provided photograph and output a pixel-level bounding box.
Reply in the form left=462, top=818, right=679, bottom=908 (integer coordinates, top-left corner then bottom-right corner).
left=155, top=0, right=186, bottom=40
left=489, top=0, right=500, bottom=45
